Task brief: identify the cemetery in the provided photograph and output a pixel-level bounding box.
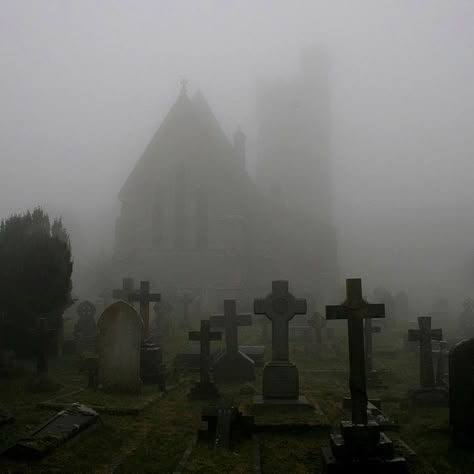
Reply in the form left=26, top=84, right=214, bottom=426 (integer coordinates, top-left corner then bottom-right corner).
left=1, top=4, right=473, bottom=472
left=0, top=275, right=473, bottom=472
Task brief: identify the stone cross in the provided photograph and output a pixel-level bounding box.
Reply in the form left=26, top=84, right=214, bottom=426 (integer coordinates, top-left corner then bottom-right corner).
left=364, top=318, right=382, bottom=373
left=254, top=280, right=306, bottom=361
left=210, top=300, right=251, bottom=355
left=326, top=278, right=385, bottom=425
left=128, top=281, right=161, bottom=339
left=189, top=320, right=222, bottom=385
left=408, top=316, right=442, bottom=388
left=112, top=277, right=135, bottom=301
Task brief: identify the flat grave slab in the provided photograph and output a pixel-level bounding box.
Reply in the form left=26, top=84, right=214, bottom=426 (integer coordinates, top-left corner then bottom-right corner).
left=1, top=403, right=100, bottom=460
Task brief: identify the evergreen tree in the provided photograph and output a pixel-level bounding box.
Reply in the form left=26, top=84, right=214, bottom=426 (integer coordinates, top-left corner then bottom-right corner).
left=0, top=208, right=73, bottom=355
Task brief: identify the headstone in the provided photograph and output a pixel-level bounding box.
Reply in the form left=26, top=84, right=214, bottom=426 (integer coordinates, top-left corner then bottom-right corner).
left=458, top=298, right=474, bottom=338
left=97, top=301, right=142, bottom=393
left=188, top=320, right=222, bottom=400
left=253, top=280, right=312, bottom=407
left=210, top=300, right=255, bottom=382
left=1, top=403, right=100, bottom=460
left=321, top=278, right=408, bottom=473
left=306, top=311, right=325, bottom=358
left=432, top=340, right=448, bottom=387
left=199, top=400, right=254, bottom=449
left=74, top=300, right=97, bottom=354
left=152, top=299, right=173, bottom=341
left=127, top=281, right=161, bottom=339
left=365, top=318, right=382, bottom=385
left=449, top=338, right=474, bottom=446
left=407, top=316, right=447, bottom=403
left=180, top=292, right=194, bottom=326
left=28, top=318, right=60, bottom=392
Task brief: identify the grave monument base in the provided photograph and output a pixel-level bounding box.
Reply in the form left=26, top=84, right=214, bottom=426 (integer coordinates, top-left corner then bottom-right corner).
left=27, top=375, right=61, bottom=393
left=408, top=386, right=448, bottom=405
left=262, top=360, right=299, bottom=399
left=140, top=342, right=166, bottom=390
left=321, top=421, right=408, bottom=474
left=213, top=351, right=255, bottom=383
left=188, top=382, right=220, bottom=401
left=252, top=395, right=315, bottom=411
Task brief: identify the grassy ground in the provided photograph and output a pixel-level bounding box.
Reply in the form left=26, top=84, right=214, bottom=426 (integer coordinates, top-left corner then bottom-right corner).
left=0, top=323, right=472, bottom=473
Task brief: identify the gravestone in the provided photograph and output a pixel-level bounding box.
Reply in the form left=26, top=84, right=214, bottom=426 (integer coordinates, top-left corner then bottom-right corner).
left=306, top=311, right=325, bottom=358
left=74, top=300, right=97, bottom=354
left=253, top=280, right=311, bottom=407
left=321, top=278, right=408, bottom=473
left=433, top=340, right=448, bottom=387
left=112, top=277, right=136, bottom=301
left=1, top=403, right=100, bottom=460
left=365, top=318, right=382, bottom=385
left=408, top=316, right=447, bottom=403
left=128, top=281, right=161, bottom=339
left=188, top=320, right=222, bottom=400
left=97, top=301, right=142, bottom=393
left=153, top=299, right=173, bottom=341
left=28, top=318, right=60, bottom=392
left=449, top=338, right=474, bottom=446
left=199, top=400, right=254, bottom=449
left=210, top=300, right=255, bottom=382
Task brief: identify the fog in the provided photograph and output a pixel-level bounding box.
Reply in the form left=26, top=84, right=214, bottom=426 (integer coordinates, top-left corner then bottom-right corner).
left=1, top=1, right=473, bottom=312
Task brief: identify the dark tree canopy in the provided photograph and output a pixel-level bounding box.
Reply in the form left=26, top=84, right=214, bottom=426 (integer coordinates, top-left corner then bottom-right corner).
left=0, top=208, right=73, bottom=354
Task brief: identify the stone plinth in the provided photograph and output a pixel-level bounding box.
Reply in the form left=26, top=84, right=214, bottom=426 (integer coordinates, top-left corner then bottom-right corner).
left=263, top=360, right=299, bottom=399
left=408, top=386, right=448, bottom=405
left=321, top=421, right=408, bottom=474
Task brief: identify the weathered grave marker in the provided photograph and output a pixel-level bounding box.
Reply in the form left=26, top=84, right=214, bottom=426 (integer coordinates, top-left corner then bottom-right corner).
left=458, top=298, right=474, bottom=338
left=210, top=300, right=255, bottom=382
left=408, top=316, right=447, bottom=403
left=306, top=311, right=325, bottom=358
left=321, top=278, right=408, bottom=473
left=450, top=338, right=474, bottom=446
left=188, top=320, right=222, bottom=400
left=433, top=340, right=448, bottom=387
left=128, top=281, right=161, bottom=339
left=253, top=280, right=312, bottom=407
left=97, top=301, right=142, bottom=393
left=1, top=403, right=100, bottom=460
left=74, top=300, right=97, bottom=354
left=112, top=277, right=135, bottom=301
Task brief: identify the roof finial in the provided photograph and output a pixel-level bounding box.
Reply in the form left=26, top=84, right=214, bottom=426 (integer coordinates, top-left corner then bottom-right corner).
left=180, top=77, right=189, bottom=96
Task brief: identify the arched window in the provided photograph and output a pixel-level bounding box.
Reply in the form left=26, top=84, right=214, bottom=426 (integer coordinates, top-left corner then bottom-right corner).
left=195, top=189, right=208, bottom=250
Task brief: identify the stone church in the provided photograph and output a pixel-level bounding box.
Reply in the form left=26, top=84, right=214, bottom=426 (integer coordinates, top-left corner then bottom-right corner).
left=114, top=55, right=339, bottom=312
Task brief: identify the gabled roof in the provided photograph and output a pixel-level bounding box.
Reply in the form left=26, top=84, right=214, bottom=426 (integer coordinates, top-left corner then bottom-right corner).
left=119, top=87, right=234, bottom=201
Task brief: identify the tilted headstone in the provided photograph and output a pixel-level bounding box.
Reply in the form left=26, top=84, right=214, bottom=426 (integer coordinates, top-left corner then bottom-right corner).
left=97, top=301, right=142, bottom=392
left=128, top=281, right=161, bottom=339
left=210, top=300, right=255, bottom=382
left=254, top=280, right=311, bottom=406
left=450, top=338, right=474, bottom=445
left=153, top=299, right=173, bottom=341
left=188, top=320, right=222, bottom=400
left=1, top=403, right=100, bottom=460
left=322, top=278, right=408, bottom=473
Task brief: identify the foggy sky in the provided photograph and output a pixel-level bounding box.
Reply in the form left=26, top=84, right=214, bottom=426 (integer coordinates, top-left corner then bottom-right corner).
left=1, top=1, right=473, bottom=309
